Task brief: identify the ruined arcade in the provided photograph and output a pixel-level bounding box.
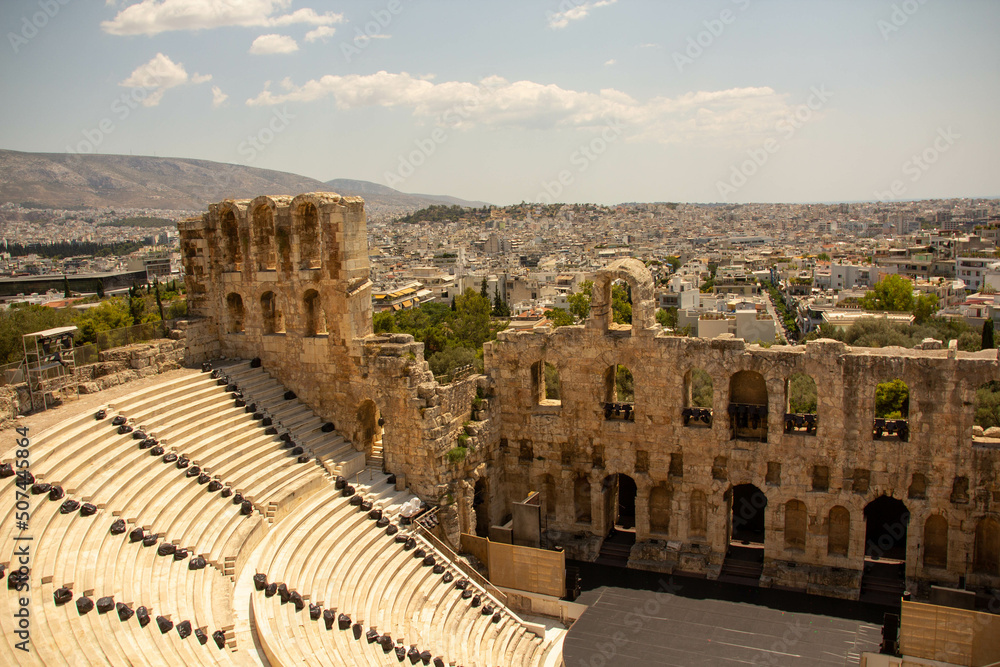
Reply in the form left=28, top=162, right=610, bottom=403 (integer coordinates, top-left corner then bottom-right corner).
left=181, top=193, right=1000, bottom=603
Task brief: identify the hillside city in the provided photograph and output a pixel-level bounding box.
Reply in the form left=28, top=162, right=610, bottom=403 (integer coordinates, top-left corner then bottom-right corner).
left=5, top=196, right=999, bottom=350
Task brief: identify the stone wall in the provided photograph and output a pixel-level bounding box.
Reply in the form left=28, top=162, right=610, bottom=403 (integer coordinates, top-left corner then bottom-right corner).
left=180, top=197, right=1000, bottom=601
left=0, top=335, right=185, bottom=428
left=484, top=259, right=1000, bottom=599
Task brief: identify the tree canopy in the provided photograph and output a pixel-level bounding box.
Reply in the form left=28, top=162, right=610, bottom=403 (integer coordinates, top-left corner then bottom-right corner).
left=860, top=275, right=915, bottom=312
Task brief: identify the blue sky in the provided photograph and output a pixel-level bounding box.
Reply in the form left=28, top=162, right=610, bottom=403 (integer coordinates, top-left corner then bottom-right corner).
left=1, top=0, right=997, bottom=205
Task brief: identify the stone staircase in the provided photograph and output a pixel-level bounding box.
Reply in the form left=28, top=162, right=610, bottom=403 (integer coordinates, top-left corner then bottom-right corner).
left=367, top=437, right=384, bottom=470
left=718, top=545, right=764, bottom=586
left=860, top=560, right=905, bottom=606
left=594, top=529, right=635, bottom=568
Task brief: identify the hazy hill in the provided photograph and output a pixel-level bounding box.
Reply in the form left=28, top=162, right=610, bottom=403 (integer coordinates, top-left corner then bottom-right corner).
left=0, top=150, right=488, bottom=212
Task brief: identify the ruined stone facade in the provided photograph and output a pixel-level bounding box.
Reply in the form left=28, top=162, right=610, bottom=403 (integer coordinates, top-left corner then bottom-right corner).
left=181, top=195, right=1000, bottom=601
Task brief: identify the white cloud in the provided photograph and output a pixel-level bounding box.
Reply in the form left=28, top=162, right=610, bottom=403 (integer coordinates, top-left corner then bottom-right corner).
left=211, top=85, right=228, bottom=108
left=119, top=53, right=210, bottom=107
left=103, top=0, right=344, bottom=36
left=250, top=34, right=298, bottom=54
left=604, top=59, right=616, bottom=66
left=304, top=25, right=336, bottom=42
left=547, top=0, right=618, bottom=30
left=246, top=70, right=800, bottom=144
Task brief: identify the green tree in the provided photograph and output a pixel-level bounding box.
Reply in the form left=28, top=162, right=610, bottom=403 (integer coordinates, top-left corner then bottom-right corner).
left=912, top=293, right=939, bottom=324
left=492, top=285, right=510, bottom=318
left=860, top=274, right=915, bottom=312
left=568, top=280, right=593, bottom=321
left=96, top=279, right=105, bottom=299
left=547, top=307, right=575, bottom=328
left=480, top=276, right=488, bottom=299
left=373, top=311, right=396, bottom=333
left=788, top=373, right=817, bottom=414
left=984, top=319, right=995, bottom=350
left=427, top=346, right=476, bottom=378
left=615, top=365, right=634, bottom=403
left=153, top=279, right=166, bottom=322
left=656, top=307, right=678, bottom=329
left=690, top=369, right=713, bottom=408
left=74, top=298, right=132, bottom=344
left=0, top=303, right=75, bottom=364
left=63, top=275, right=71, bottom=299
left=611, top=283, right=632, bottom=325
left=975, top=381, right=1000, bottom=429
left=816, top=253, right=830, bottom=261
left=452, top=289, right=492, bottom=350
left=544, top=362, right=561, bottom=400
left=665, top=255, right=681, bottom=272
left=875, top=379, right=909, bottom=419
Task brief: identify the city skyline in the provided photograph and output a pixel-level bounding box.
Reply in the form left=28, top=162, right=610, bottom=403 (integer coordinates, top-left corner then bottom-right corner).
left=1, top=0, right=998, bottom=205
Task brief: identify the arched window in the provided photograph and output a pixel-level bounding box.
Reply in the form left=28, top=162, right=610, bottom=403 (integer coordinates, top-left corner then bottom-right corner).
left=923, top=514, right=948, bottom=569
left=303, top=289, right=327, bottom=336
left=784, top=499, right=807, bottom=551
left=649, top=483, right=671, bottom=534
left=730, top=370, right=768, bottom=441
left=785, top=373, right=818, bottom=435
left=602, top=364, right=634, bottom=420
left=689, top=490, right=707, bottom=538
left=260, top=291, right=284, bottom=334
left=683, top=368, right=713, bottom=427
left=220, top=209, right=242, bottom=272
left=874, top=379, right=910, bottom=441
left=974, top=516, right=1000, bottom=574
left=296, top=201, right=321, bottom=270
left=974, top=380, right=1000, bottom=441
left=532, top=361, right=561, bottom=405
left=828, top=506, right=850, bottom=556
left=574, top=476, right=591, bottom=523
left=225, top=293, right=244, bottom=333
left=252, top=204, right=276, bottom=271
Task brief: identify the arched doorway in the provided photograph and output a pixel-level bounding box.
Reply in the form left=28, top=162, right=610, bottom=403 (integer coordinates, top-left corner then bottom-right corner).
left=864, top=496, right=909, bottom=561
left=356, top=399, right=383, bottom=466
left=473, top=478, right=490, bottom=538
left=729, top=371, right=769, bottom=441
left=730, top=484, right=766, bottom=544
left=602, top=474, right=637, bottom=532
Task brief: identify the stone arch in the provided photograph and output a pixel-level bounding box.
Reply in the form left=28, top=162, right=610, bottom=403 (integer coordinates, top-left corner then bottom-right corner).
left=260, top=291, right=284, bottom=334
left=864, top=495, right=909, bottom=561
left=303, top=289, right=327, bottom=336
left=689, top=489, right=707, bottom=538
left=225, top=292, right=244, bottom=333
left=785, top=372, right=818, bottom=434
left=219, top=204, right=244, bottom=272
left=649, top=482, right=671, bottom=534
left=730, top=370, right=768, bottom=440
left=784, top=499, right=807, bottom=551
left=973, top=380, right=1000, bottom=441
left=602, top=473, right=637, bottom=531
left=974, top=516, right=1000, bottom=575
left=587, top=258, right=655, bottom=333
left=923, top=513, right=948, bottom=569
left=828, top=505, right=850, bottom=557
left=249, top=197, right=277, bottom=271
left=292, top=196, right=322, bottom=270
left=686, top=368, right=714, bottom=408
left=274, top=209, right=293, bottom=274
left=574, top=475, right=591, bottom=524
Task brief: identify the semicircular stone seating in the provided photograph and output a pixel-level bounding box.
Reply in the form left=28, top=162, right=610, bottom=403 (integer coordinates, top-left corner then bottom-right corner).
left=0, top=360, right=565, bottom=666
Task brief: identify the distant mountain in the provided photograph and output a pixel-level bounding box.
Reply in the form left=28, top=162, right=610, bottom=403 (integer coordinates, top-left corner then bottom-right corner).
left=0, top=150, right=488, bottom=212
left=323, top=178, right=489, bottom=209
